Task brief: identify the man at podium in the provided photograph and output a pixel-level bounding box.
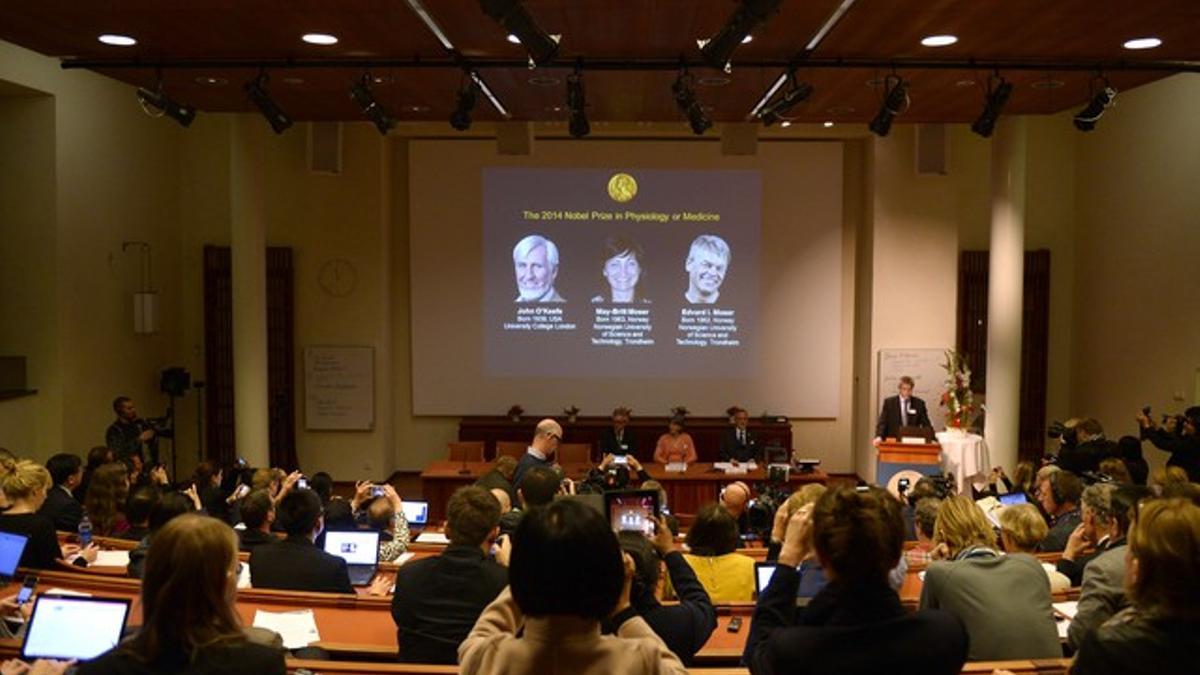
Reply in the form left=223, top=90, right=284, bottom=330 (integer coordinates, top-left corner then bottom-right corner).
left=873, top=376, right=932, bottom=445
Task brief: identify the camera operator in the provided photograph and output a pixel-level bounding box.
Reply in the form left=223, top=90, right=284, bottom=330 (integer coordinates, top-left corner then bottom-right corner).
left=1136, top=406, right=1200, bottom=482
left=105, top=396, right=163, bottom=465
left=1056, top=418, right=1117, bottom=476
left=585, top=453, right=651, bottom=492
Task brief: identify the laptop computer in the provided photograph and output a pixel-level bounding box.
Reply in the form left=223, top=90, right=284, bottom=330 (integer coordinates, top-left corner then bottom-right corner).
left=21, top=595, right=130, bottom=661
left=998, top=491, right=1029, bottom=506
left=0, top=532, right=29, bottom=583
left=401, top=500, right=429, bottom=529
left=755, top=560, right=828, bottom=602
left=322, top=530, right=381, bottom=586
left=755, top=562, right=778, bottom=597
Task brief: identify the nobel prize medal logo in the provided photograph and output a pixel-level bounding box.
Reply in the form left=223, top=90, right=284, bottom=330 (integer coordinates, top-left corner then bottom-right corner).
left=607, top=173, right=637, bottom=203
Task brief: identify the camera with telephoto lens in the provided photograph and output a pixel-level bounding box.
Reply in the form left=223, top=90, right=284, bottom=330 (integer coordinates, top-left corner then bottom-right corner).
left=745, top=484, right=791, bottom=541
left=1047, top=420, right=1077, bottom=448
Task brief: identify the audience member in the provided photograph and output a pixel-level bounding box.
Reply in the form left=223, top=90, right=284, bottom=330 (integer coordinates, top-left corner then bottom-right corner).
left=363, top=484, right=411, bottom=562
left=902, top=477, right=941, bottom=540
left=0, top=458, right=97, bottom=568
left=1067, top=484, right=1151, bottom=650
left=1058, top=483, right=1118, bottom=585
left=653, top=416, right=697, bottom=465
left=1097, top=458, right=1133, bottom=485
left=997, top=503, right=1071, bottom=592
left=745, top=486, right=968, bottom=675
left=498, top=464, right=561, bottom=537
left=1148, top=466, right=1190, bottom=495
left=906, top=497, right=942, bottom=567
left=123, top=485, right=161, bottom=542
left=640, top=480, right=679, bottom=535
left=321, top=498, right=357, bottom=532
left=1136, top=407, right=1200, bottom=481
left=128, top=492, right=197, bottom=579
left=614, top=517, right=716, bottom=665
left=75, top=446, right=113, bottom=502
left=458, top=498, right=687, bottom=675
left=1115, top=436, right=1149, bottom=485
left=489, top=488, right=512, bottom=514
left=84, top=461, right=133, bottom=537
left=1058, top=418, right=1115, bottom=476
left=37, top=453, right=84, bottom=532
left=192, top=461, right=228, bottom=522
left=767, top=484, right=827, bottom=559
left=475, top=455, right=519, bottom=506
left=309, top=471, right=334, bottom=505
left=1036, top=469, right=1083, bottom=551
left=921, top=496, right=1060, bottom=660
left=237, top=489, right=277, bottom=553
left=599, top=407, right=637, bottom=458
left=719, top=481, right=752, bottom=537
left=682, top=503, right=755, bottom=602
left=249, top=488, right=353, bottom=594
left=512, top=419, right=562, bottom=489
left=1071, top=498, right=1200, bottom=674
left=79, top=514, right=286, bottom=675
left=392, top=486, right=509, bottom=664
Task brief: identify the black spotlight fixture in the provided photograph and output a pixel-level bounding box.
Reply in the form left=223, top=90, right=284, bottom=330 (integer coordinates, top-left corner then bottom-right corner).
left=699, top=0, right=783, bottom=70
left=136, top=81, right=196, bottom=128
left=566, top=67, right=590, bottom=138
left=758, top=72, right=813, bottom=127
left=479, top=0, right=559, bottom=65
left=971, top=74, right=1013, bottom=138
left=450, top=79, right=478, bottom=131
left=672, top=71, right=712, bottom=136
left=244, top=72, right=292, bottom=134
left=1073, top=79, right=1117, bottom=132
left=868, top=74, right=909, bottom=138
left=350, top=75, right=397, bottom=136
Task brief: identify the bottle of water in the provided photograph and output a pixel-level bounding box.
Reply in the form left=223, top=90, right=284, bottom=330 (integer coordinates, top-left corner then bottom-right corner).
left=78, top=513, right=93, bottom=548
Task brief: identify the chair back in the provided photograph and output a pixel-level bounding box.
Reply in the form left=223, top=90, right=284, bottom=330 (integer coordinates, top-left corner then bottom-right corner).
left=447, top=441, right=485, bottom=463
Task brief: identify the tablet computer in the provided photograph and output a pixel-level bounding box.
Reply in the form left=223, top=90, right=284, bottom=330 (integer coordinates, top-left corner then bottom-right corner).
left=604, top=489, right=660, bottom=537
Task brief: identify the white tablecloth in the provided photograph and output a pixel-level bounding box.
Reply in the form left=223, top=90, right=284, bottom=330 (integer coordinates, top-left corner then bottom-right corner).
left=935, top=430, right=990, bottom=494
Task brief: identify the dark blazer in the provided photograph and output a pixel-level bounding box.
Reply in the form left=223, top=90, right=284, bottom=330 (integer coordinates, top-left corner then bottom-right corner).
left=1141, top=427, right=1200, bottom=481
left=248, top=534, right=353, bottom=594
left=719, top=427, right=759, bottom=463
left=1072, top=609, right=1200, bottom=675
left=0, top=513, right=66, bottom=569
left=511, top=451, right=551, bottom=490
left=1058, top=439, right=1118, bottom=476
left=622, top=551, right=716, bottom=665
left=391, top=545, right=508, bottom=664
left=745, top=567, right=967, bottom=675
left=874, top=395, right=932, bottom=440
left=1038, top=509, right=1081, bottom=552
left=599, top=427, right=637, bottom=457
left=238, top=528, right=278, bottom=554
left=474, top=469, right=518, bottom=506
left=78, top=640, right=285, bottom=675
left=37, top=485, right=84, bottom=532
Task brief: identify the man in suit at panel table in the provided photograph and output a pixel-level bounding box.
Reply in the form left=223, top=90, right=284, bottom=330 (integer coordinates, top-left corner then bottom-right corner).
left=872, top=376, right=933, bottom=446
left=392, top=486, right=510, bottom=664
left=599, top=407, right=637, bottom=458
left=248, top=488, right=354, bottom=594
left=512, top=418, right=562, bottom=490
left=719, top=407, right=759, bottom=463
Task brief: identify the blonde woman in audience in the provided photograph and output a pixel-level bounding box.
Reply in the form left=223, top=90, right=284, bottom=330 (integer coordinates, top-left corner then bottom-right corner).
left=920, top=496, right=1060, bottom=661
left=997, top=503, right=1071, bottom=592
left=1071, top=498, right=1200, bottom=674
left=682, top=503, right=756, bottom=602
left=0, top=458, right=98, bottom=569
left=79, top=514, right=286, bottom=674
left=1147, top=466, right=1189, bottom=495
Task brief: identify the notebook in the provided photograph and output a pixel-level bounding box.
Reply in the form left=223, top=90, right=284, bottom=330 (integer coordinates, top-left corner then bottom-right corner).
left=0, top=532, right=29, bottom=582
left=322, top=530, right=381, bottom=586
left=21, top=595, right=130, bottom=661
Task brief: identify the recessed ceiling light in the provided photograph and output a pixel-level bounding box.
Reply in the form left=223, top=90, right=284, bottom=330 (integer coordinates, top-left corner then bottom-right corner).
left=507, top=34, right=521, bottom=44
left=921, top=34, right=958, bottom=47
left=302, top=33, right=338, bottom=45
left=371, top=75, right=395, bottom=85
left=823, top=121, right=834, bottom=128
left=400, top=104, right=430, bottom=113
left=742, top=35, right=753, bottom=44
left=780, top=120, right=792, bottom=127
left=194, top=76, right=228, bottom=86
left=697, top=76, right=732, bottom=87
left=545, top=105, right=565, bottom=113
left=1123, top=37, right=1162, bottom=50
left=98, top=34, right=137, bottom=47
left=528, top=74, right=562, bottom=87
left=1031, top=79, right=1065, bottom=90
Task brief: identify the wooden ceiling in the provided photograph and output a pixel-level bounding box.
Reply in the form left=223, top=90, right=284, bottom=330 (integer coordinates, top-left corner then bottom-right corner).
left=1, top=1, right=1197, bottom=126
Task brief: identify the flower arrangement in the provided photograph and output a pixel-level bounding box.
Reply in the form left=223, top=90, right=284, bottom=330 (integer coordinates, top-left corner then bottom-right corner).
left=506, top=404, right=524, bottom=422
left=939, top=349, right=976, bottom=429
left=670, top=406, right=690, bottom=419
left=563, top=405, right=580, bottom=423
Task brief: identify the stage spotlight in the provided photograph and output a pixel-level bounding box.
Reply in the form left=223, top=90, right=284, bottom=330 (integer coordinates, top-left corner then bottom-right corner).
left=758, top=73, right=813, bottom=127
left=868, top=75, right=909, bottom=138
left=136, top=84, right=196, bottom=128
left=450, top=80, right=478, bottom=131
left=566, top=69, right=589, bottom=138
left=244, top=73, right=292, bottom=134
left=350, top=75, right=396, bottom=135
left=479, top=0, right=559, bottom=65
left=970, top=75, right=1013, bottom=138
left=672, top=72, right=712, bottom=136
left=699, top=0, right=782, bottom=69
left=1073, top=84, right=1117, bottom=132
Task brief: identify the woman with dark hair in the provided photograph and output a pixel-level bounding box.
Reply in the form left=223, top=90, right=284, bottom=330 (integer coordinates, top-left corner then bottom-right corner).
left=591, top=235, right=649, bottom=304
left=682, top=503, right=755, bottom=602
left=459, top=499, right=686, bottom=675
left=80, top=514, right=285, bottom=674
left=653, top=417, right=697, bottom=465
left=83, top=462, right=132, bottom=537
left=1116, top=436, right=1149, bottom=485
left=127, top=492, right=198, bottom=579
left=76, top=446, right=115, bottom=502
left=191, top=461, right=228, bottom=522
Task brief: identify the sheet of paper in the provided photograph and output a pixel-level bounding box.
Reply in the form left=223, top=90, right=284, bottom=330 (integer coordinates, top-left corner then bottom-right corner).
left=1055, top=617, right=1070, bottom=640
left=665, top=462, right=688, bottom=473
left=253, top=609, right=321, bottom=649
left=1053, top=601, right=1079, bottom=620
left=237, top=562, right=252, bottom=589
left=394, top=552, right=416, bottom=566
left=415, top=531, right=450, bottom=544
left=92, top=550, right=131, bottom=567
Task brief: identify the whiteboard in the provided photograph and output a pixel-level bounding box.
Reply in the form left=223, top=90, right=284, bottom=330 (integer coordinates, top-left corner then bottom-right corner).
left=304, top=346, right=374, bottom=430
left=877, top=348, right=948, bottom=432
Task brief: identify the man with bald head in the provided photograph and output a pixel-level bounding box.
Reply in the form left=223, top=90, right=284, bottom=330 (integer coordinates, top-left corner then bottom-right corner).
left=721, top=481, right=753, bottom=543
left=512, top=418, right=563, bottom=490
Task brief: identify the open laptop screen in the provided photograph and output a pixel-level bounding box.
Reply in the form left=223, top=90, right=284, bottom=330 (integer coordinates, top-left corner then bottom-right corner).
left=401, top=500, right=429, bottom=526
left=322, top=530, right=381, bottom=565
left=0, top=532, right=28, bottom=579
left=755, top=562, right=778, bottom=596
left=21, top=595, right=130, bottom=661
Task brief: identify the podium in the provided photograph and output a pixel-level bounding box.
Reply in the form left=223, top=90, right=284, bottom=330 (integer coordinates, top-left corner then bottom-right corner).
left=876, top=440, right=942, bottom=490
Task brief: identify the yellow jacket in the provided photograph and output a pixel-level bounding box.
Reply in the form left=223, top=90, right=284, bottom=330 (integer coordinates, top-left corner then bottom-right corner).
left=682, top=552, right=757, bottom=603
